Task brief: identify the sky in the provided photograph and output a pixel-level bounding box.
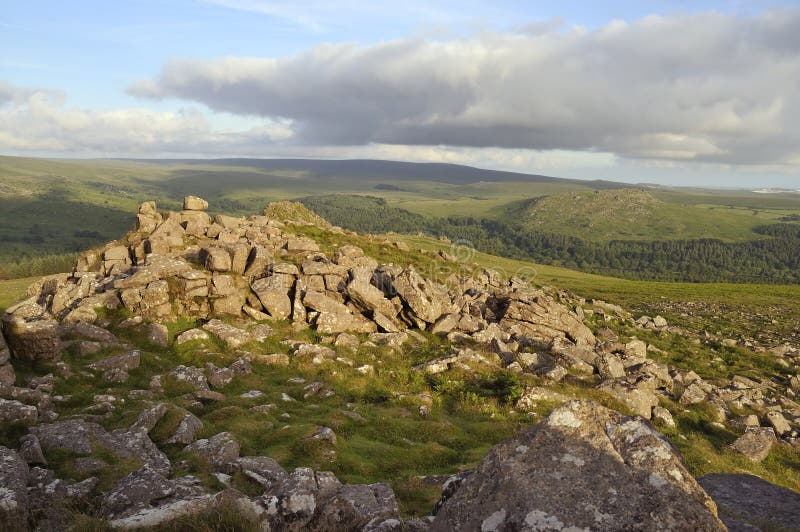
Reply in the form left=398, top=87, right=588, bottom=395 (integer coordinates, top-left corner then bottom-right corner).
left=2, top=0, right=800, bottom=188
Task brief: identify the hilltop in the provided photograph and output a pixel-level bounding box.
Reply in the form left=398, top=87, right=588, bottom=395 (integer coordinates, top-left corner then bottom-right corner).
left=0, top=196, right=798, bottom=529
left=512, top=188, right=776, bottom=242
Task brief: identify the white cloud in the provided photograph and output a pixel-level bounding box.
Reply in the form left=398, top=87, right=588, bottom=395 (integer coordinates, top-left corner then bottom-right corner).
left=129, top=9, right=800, bottom=168
left=0, top=83, right=293, bottom=155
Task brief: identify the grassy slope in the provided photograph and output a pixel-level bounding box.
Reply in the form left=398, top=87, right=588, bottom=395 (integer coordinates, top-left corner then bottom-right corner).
left=0, top=276, right=35, bottom=313
left=513, top=188, right=800, bottom=242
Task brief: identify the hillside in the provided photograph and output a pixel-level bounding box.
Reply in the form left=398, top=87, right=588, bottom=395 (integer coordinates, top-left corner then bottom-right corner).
left=513, top=188, right=777, bottom=242
left=0, top=196, right=798, bottom=529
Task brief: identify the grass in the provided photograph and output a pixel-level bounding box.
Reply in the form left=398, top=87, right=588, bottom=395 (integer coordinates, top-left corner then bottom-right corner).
left=0, top=276, right=37, bottom=313
left=510, top=188, right=800, bottom=242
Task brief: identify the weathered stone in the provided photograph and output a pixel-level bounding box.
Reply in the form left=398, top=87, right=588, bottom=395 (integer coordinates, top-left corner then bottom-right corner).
left=166, top=412, right=204, bottom=445
left=346, top=275, right=398, bottom=319
left=596, top=353, right=626, bottom=379
left=308, top=426, right=337, bottom=445
left=229, top=456, right=287, bottom=490
left=3, top=316, right=61, bottom=361
left=211, top=292, right=245, bottom=317
left=432, top=400, right=724, bottom=531
left=699, top=473, right=800, bottom=532
left=184, top=432, right=240, bottom=467
left=168, top=365, right=209, bottom=391
left=130, top=403, right=168, bottom=434
left=99, top=467, right=176, bottom=519
left=204, top=247, right=232, bottom=272
left=202, top=319, right=252, bottom=348
left=175, top=328, right=210, bottom=345
left=430, top=313, right=460, bottom=335
left=652, top=406, right=676, bottom=428
left=32, top=419, right=171, bottom=475
left=252, top=275, right=293, bottom=320
left=285, top=238, right=320, bottom=253
left=107, top=493, right=220, bottom=529
left=765, top=411, right=792, bottom=437
left=0, top=398, right=38, bottom=424
left=391, top=267, right=450, bottom=324
left=183, top=195, right=209, bottom=211
left=249, top=323, right=274, bottom=342
left=0, top=446, right=29, bottom=525
left=731, top=428, right=777, bottom=462
left=515, top=387, right=570, bottom=410
left=254, top=353, right=290, bottom=366
left=598, top=379, right=658, bottom=419
left=145, top=322, right=169, bottom=347
left=516, top=351, right=553, bottom=371
left=18, top=434, right=46, bottom=465
left=498, top=292, right=595, bottom=347
left=89, top=350, right=141, bottom=373
left=309, top=483, right=400, bottom=530
left=679, top=381, right=708, bottom=406
left=256, top=467, right=341, bottom=530
left=0, top=364, right=15, bottom=386
left=304, top=290, right=376, bottom=334
left=206, top=363, right=234, bottom=389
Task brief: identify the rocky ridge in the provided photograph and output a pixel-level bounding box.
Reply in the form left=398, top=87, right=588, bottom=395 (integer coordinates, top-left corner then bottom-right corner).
left=0, top=196, right=797, bottom=529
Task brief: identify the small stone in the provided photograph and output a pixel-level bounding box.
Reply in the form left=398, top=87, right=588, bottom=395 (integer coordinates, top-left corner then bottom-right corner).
left=166, top=412, right=203, bottom=445
left=175, top=328, right=210, bottom=345
left=18, top=434, right=47, bottom=465
left=183, top=195, right=209, bottom=211
left=766, top=411, right=792, bottom=437
left=308, top=426, right=337, bottom=445
left=145, top=323, right=169, bottom=348
left=731, top=428, right=777, bottom=462
left=652, top=406, right=675, bottom=428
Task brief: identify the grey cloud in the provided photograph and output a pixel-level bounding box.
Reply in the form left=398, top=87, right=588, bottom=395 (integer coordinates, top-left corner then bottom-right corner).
left=129, top=9, right=800, bottom=166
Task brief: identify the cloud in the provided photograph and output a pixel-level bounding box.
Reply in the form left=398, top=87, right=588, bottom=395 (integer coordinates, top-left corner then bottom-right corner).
left=0, top=82, right=293, bottom=155
left=129, top=9, right=800, bottom=168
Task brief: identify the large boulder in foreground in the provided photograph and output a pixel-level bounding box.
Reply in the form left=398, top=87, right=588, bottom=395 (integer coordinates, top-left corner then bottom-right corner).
left=432, top=400, right=724, bottom=531
left=699, top=473, right=800, bottom=532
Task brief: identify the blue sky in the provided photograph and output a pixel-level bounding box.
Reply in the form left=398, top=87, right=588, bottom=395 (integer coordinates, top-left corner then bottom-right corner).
left=2, top=0, right=800, bottom=188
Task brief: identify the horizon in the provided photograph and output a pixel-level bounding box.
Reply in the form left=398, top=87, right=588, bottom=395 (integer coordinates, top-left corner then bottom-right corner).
left=3, top=1, right=800, bottom=188
left=8, top=153, right=800, bottom=192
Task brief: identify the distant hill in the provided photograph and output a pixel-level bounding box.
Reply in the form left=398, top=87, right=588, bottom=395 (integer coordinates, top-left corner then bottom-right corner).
left=128, top=157, right=625, bottom=187
left=511, top=188, right=776, bottom=242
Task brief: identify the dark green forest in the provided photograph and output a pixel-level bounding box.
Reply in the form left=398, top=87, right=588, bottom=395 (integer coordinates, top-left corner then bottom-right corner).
left=301, top=195, right=800, bottom=284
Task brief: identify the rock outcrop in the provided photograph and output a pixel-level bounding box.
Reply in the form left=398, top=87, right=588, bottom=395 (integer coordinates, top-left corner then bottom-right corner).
left=432, top=401, right=725, bottom=531
left=1, top=197, right=595, bottom=371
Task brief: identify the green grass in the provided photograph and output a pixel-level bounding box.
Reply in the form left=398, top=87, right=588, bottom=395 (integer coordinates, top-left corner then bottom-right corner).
left=510, top=188, right=798, bottom=242
left=0, top=276, right=37, bottom=313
